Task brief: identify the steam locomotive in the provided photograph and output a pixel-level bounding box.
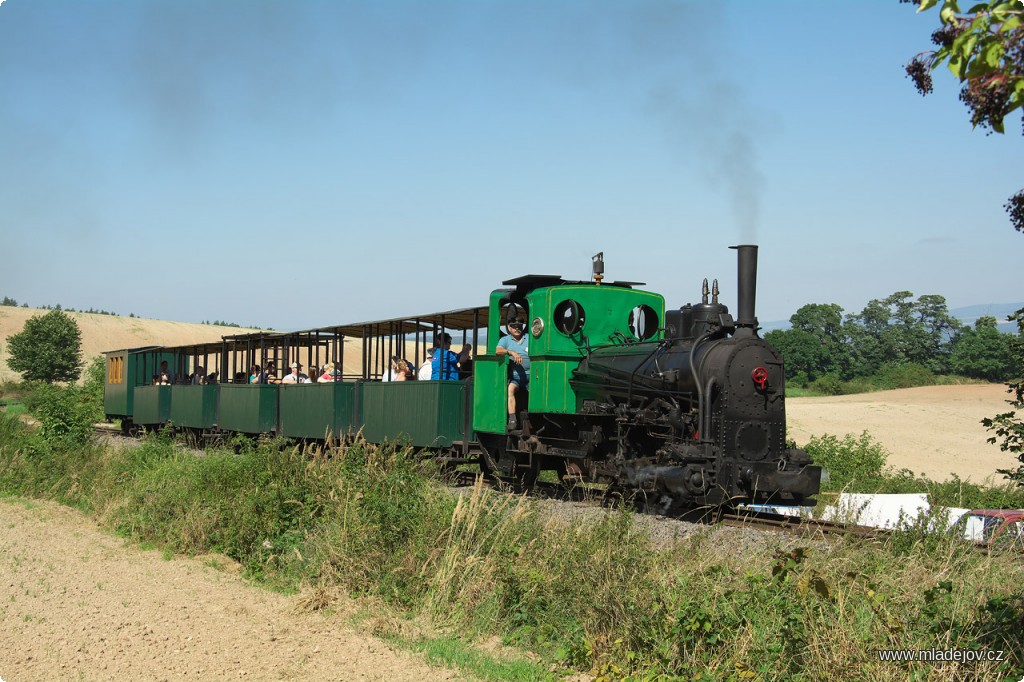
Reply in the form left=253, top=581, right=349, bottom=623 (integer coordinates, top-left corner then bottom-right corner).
left=104, top=245, right=822, bottom=512
left=484, top=245, right=822, bottom=511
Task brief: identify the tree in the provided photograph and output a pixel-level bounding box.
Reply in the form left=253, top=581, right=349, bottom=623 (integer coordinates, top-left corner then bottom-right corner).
left=765, top=303, right=853, bottom=383
left=903, top=0, right=1024, bottom=232
left=766, top=328, right=834, bottom=384
left=949, top=315, right=1015, bottom=380
left=5, top=310, right=83, bottom=383
left=984, top=309, right=1024, bottom=484
left=845, top=291, right=961, bottom=375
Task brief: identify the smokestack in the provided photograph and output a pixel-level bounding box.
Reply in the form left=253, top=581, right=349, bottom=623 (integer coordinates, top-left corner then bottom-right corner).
left=730, top=244, right=758, bottom=336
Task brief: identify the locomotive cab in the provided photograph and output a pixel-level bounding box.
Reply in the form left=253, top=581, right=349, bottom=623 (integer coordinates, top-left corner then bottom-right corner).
left=471, top=268, right=667, bottom=486
left=473, top=275, right=666, bottom=432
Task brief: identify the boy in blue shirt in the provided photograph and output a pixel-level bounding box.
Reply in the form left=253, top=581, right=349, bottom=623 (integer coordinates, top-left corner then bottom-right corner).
left=496, top=321, right=530, bottom=430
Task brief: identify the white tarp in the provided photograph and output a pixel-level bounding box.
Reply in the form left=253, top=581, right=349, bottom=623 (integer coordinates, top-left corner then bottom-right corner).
left=936, top=506, right=973, bottom=537
left=821, top=493, right=930, bottom=529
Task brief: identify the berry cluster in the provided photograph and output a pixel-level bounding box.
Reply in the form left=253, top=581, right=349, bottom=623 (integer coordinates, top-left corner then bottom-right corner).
left=930, top=22, right=964, bottom=49
left=960, top=75, right=1013, bottom=132
left=1006, top=190, right=1024, bottom=234
left=905, top=57, right=934, bottom=95
left=959, top=26, right=1023, bottom=134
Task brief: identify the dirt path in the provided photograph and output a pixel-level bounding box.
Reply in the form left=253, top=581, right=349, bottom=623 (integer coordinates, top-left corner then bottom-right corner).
left=787, top=384, right=1015, bottom=483
left=0, top=498, right=459, bottom=682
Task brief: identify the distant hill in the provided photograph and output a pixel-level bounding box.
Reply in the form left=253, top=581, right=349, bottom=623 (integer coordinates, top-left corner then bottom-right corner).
left=0, top=307, right=262, bottom=383
left=759, top=302, right=1023, bottom=335
left=949, top=302, right=1023, bottom=333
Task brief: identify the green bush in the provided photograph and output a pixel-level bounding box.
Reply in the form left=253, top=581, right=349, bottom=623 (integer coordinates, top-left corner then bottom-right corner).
left=788, top=370, right=809, bottom=388
left=80, top=356, right=106, bottom=422
left=873, top=362, right=936, bottom=390
left=29, top=383, right=95, bottom=448
left=808, top=374, right=844, bottom=395
left=804, top=431, right=888, bottom=489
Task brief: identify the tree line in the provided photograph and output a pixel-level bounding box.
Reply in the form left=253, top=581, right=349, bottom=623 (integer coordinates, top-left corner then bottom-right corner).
left=2, top=296, right=126, bottom=317
left=765, top=291, right=1022, bottom=390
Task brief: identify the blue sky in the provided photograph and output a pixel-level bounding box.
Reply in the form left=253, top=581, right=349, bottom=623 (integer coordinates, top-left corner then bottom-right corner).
left=1, top=0, right=1020, bottom=330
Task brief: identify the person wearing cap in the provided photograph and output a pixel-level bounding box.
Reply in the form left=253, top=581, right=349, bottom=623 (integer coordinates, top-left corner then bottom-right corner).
left=431, top=333, right=460, bottom=381
left=418, top=348, right=435, bottom=380
left=281, top=362, right=310, bottom=384
left=496, top=320, right=530, bottom=429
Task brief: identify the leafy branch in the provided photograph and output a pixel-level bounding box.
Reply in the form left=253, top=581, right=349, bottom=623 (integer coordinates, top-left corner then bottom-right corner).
left=903, top=0, right=1024, bottom=231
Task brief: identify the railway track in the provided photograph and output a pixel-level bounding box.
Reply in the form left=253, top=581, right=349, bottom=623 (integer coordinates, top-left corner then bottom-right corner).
left=719, top=509, right=887, bottom=539
left=448, top=467, right=894, bottom=540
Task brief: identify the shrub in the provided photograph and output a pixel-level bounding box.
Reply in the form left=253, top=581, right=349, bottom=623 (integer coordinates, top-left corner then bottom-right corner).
left=788, top=370, right=809, bottom=388
left=30, top=383, right=95, bottom=448
left=808, top=374, right=844, bottom=396
left=873, top=362, right=935, bottom=390
left=804, top=431, right=888, bottom=489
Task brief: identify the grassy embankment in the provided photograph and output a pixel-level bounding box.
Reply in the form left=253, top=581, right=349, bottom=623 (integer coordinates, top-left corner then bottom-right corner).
left=1, top=394, right=1023, bottom=681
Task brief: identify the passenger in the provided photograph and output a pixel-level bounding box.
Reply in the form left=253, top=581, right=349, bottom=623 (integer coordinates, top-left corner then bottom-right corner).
left=151, top=374, right=160, bottom=386
left=431, top=334, right=460, bottom=381
left=382, top=356, right=400, bottom=382
left=206, top=371, right=218, bottom=384
left=233, top=371, right=248, bottom=384
left=394, top=359, right=413, bottom=381
left=320, top=362, right=341, bottom=382
left=417, top=349, right=434, bottom=380
left=159, top=371, right=171, bottom=386
left=457, top=344, right=473, bottom=380
left=264, top=362, right=280, bottom=385
left=496, top=320, right=530, bottom=430
left=249, top=364, right=262, bottom=384
left=280, top=362, right=310, bottom=384
left=192, top=366, right=206, bottom=385
left=159, top=361, right=174, bottom=384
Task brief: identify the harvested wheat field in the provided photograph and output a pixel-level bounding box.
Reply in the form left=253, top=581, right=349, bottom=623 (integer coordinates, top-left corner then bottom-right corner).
left=0, top=307, right=264, bottom=384
left=787, top=383, right=1016, bottom=483
left=0, top=497, right=459, bottom=682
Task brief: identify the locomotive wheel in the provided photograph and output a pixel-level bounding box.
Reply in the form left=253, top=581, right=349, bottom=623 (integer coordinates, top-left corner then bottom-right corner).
left=478, top=434, right=539, bottom=492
